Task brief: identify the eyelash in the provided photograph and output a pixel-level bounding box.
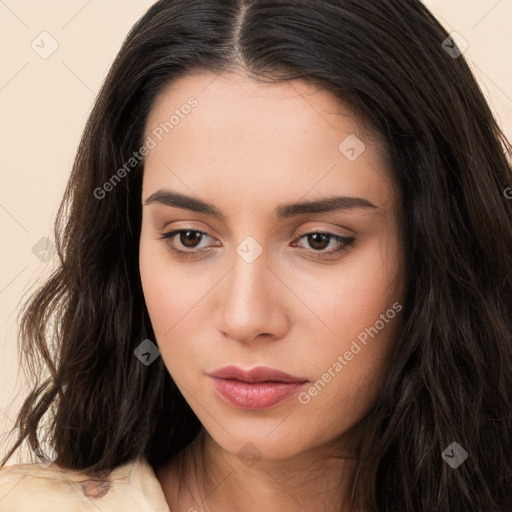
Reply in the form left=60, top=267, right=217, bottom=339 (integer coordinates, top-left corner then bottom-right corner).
left=157, top=228, right=355, bottom=260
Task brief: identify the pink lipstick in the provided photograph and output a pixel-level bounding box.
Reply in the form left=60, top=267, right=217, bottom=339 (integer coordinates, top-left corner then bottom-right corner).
left=208, top=365, right=308, bottom=410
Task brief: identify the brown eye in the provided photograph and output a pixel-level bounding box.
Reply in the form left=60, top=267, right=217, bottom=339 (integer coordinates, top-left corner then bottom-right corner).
left=158, top=228, right=219, bottom=259
left=294, top=231, right=355, bottom=258
left=306, top=233, right=331, bottom=251
left=179, top=230, right=204, bottom=248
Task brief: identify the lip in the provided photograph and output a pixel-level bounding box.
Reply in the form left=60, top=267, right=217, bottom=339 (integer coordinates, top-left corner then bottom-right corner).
left=208, top=365, right=309, bottom=410
left=209, top=365, right=307, bottom=383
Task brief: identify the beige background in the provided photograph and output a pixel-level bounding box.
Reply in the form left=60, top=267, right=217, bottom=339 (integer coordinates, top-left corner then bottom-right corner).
left=1, top=0, right=511, bottom=464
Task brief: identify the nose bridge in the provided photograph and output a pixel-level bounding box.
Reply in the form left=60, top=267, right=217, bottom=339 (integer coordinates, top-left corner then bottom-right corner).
left=214, top=241, right=284, bottom=342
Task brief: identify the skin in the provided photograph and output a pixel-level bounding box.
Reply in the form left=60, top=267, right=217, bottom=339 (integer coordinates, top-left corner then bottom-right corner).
left=139, top=69, right=405, bottom=511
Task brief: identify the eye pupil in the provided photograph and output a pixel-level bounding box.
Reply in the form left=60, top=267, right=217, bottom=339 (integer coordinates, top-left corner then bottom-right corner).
left=308, top=233, right=330, bottom=250
left=180, top=230, right=202, bottom=247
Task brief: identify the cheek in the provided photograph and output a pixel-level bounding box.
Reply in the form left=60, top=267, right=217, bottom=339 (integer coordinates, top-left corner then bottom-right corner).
left=139, top=235, right=191, bottom=358
left=291, top=234, right=402, bottom=345
left=139, top=225, right=203, bottom=328
left=140, top=274, right=197, bottom=386
left=139, top=235, right=220, bottom=375
left=292, top=237, right=403, bottom=414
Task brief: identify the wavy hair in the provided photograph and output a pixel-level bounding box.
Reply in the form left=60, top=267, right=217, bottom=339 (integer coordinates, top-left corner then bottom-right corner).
left=2, top=1, right=511, bottom=510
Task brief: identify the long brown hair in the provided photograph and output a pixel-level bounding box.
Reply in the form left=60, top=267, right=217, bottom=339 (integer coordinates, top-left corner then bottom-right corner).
left=2, top=1, right=511, bottom=510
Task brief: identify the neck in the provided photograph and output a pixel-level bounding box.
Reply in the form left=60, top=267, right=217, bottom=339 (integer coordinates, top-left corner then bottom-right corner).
left=158, top=429, right=360, bottom=512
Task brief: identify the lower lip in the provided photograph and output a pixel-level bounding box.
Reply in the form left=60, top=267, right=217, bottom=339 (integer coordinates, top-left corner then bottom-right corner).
left=209, top=377, right=306, bottom=410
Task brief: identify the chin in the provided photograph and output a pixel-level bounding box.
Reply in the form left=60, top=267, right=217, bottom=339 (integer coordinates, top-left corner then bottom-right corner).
left=204, top=422, right=322, bottom=464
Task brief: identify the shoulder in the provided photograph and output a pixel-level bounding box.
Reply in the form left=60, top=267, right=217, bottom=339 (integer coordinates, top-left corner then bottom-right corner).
left=0, top=457, right=171, bottom=511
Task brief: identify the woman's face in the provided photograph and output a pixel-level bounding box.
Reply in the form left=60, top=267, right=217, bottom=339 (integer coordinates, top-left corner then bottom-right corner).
left=139, top=70, right=405, bottom=460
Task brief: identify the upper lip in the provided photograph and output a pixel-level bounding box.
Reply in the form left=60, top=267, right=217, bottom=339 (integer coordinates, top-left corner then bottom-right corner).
left=209, top=365, right=308, bottom=383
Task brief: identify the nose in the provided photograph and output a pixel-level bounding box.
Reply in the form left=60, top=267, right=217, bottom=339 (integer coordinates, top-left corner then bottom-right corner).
left=213, top=247, right=289, bottom=344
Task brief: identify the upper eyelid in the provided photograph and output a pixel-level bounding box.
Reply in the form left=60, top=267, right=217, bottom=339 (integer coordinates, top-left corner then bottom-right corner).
left=162, top=228, right=216, bottom=244
left=160, top=220, right=354, bottom=238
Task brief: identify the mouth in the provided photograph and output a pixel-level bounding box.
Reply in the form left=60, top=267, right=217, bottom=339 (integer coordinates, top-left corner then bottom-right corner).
left=208, top=365, right=309, bottom=410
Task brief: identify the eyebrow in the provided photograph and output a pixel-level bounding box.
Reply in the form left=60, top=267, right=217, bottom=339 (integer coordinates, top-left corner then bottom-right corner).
left=143, top=189, right=378, bottom=222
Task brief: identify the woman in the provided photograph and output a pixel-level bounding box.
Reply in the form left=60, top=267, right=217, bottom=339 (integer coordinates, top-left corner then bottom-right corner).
left=1, top=0, right=511, bottom=510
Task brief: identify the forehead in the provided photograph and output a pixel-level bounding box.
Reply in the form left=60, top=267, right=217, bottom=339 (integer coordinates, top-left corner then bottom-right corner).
left=142, top=70, right=395, bottom=211
left=145, top=70, right=378, bottom=147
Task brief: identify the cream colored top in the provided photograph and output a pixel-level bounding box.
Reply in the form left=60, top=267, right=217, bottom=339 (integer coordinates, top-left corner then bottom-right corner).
left=0, top=457, right=171, bottom=511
